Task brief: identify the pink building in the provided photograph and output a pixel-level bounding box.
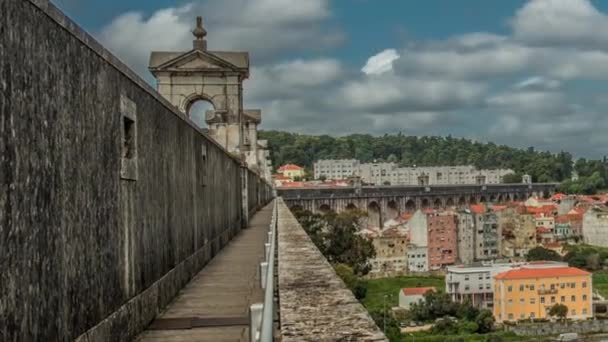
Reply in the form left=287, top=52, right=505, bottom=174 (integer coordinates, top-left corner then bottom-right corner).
left=427, top=212, right=458, bottom=270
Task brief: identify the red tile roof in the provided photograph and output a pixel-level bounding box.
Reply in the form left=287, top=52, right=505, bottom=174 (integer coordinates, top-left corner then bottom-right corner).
left=555, top=215, right=571, bottom=224
left=402, top=287, right=436, bottom=296
left=495, top=267, right=590, bottom=280
left=401, top=213, right=413, bottom=220
left=551, top=193, right=568, bottom=201
left=470, top=204, right=486, bottom=214
left=277, top=163, right=303, bottom=171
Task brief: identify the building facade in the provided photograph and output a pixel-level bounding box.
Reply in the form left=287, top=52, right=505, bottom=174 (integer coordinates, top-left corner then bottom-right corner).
left=399, top=287, right=436, bottom=310
left=427, top=212, right=458, bottom=270
left=583, top=206, right=608, bottom=247
left=457, top=210, right=476, bottom=265
left=447, top=261, right=568, bottom=310
left=313, top=160, right=514, bottom=186
left=407, top=245, right=429, bottom=273
left=472, top=206, right=502, bottom=261
left=369, top=228, right=409, bottom=276
left=493, top=267, right=592, bottom=322
left=277, top=164, right=305, bottom=180
left=313, top=159, right=360, bottom=180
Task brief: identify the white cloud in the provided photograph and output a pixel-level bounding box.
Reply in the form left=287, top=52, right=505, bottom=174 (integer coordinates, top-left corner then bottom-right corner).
left=514, top=76, right=561, bottom=90
left=361, top=49, right=400, bottom=75
left=97, top=0, right=342, bottom=77
left=512, top=0, right=608, bottom=49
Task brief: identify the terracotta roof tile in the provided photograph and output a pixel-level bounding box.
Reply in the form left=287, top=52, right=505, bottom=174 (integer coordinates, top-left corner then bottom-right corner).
left=402, top=287, right=436, bottom=296
left=495, top=267, right=589, bottom=280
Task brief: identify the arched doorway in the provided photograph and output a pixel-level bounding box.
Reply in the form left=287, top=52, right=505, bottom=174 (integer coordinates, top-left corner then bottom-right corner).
left=187, top=98, right=214, bottom=128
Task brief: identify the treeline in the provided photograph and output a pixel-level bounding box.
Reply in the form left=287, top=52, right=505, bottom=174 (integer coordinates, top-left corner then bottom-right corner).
left=260, top=131, right=608, bottom=192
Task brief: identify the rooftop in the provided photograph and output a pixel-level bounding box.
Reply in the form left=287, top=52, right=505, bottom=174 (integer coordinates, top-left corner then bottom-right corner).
left=402, top=287, right=436, bottom=296
left=495, top=267, right=590, bottom=280
left=278, top=164, right=304, bottom=171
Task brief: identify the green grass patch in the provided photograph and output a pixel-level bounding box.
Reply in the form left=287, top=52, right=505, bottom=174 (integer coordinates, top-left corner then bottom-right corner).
left=593, top=271, right=608, bottom=298
left=400, top=331, right=546, bottom=342
left=362, top=275, right=445, bottom=312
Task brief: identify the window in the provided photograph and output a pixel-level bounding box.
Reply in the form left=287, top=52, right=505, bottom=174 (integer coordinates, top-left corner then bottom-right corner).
left=520, top=298, right=525, bottom=304
left=550, top=284, right=555, bottom=290
left=571, top=282, right=576, bottom=289
left=486, top=284, right=491, bottom=290
left=508, top=286, right=512, bottom=292
left=530, top=298, right=535, bottom=304
left=520, top=285, right=524, bottom=291
left=583, top=281, right=587, bottom=288
left=508, top=299, right=513, bottom=305
left=583, top=309, right=588, bottom=315
left=520, top=313, right=525, bottom=319
left=560, top=283, right=565, bottom=289
left=465, top=275, right=469, bottom=281
left=479, top=284, right=483, bottom=290
left=583, top=295, right=587, bottom=301
left=508, top=313, right=514, bottom=320
left=540, top=297, right=545, bottom=304
left=571, top=309, right=576, bottom=316
left=571, top=295, right=576, bottom=302
left=530, top=312, right=535, bottom=319
left=530, top=285, right=535, bottom=291
left=551, top=296, right=555, bottom=303
left=465, top=285, right=470, bottom=290
left=561, top=296, right=565, bottom=303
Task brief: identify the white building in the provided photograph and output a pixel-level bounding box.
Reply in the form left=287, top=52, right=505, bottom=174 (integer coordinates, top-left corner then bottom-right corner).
left=583, top=206, right=608, bottom=247
left=446, top=261, right=568, bottom=309
left=407, top=245, right=429, bottom=273
left=314, top=160, right=514, bottom=186
left=313, top=159, right=360, bottom=180
left=399, top=287, right=436, bottom=310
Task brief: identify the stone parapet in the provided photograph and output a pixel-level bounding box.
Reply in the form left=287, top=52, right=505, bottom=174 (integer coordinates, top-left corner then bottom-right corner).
left=276, top=198, right=387, bottom=341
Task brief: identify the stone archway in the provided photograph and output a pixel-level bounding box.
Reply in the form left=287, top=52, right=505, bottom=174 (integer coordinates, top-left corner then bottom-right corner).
left=405, top=199, right=416, bottom=213
left=386, top=200, right=399, bottom=221
left=149, top=17, right=250, bottom=154
left=368, top=201, right=382, bottom=228
left=446, top=198, right=455, bottom=207
left=433, top=198, right=442, bottom=209
left=186, top=96, right=215, bottom=128
left=421, top=198, right=430, bottom=209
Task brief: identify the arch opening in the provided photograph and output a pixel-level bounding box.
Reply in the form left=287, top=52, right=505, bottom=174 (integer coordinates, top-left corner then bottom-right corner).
left=421, top=198, right=430, bottom=209
left=187, top=98, right=214, bottom=128
left=405, top=199, right=416, bottom=213
left=433, top=198, right=442, bottom=209
left=319, top=204, right=331, bottom=213
left=469, top=196, right=477, bottom=204
left=367, top=201, right=382, bottom=228
left=346, top=203, right=357, bottom=210
left=386, top=200, right=399, bottom=220
left=446, top=198, right=455, bottom=208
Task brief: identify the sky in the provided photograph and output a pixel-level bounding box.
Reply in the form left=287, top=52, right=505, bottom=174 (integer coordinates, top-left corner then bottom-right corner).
left=52, top=0, right=608, bottom=158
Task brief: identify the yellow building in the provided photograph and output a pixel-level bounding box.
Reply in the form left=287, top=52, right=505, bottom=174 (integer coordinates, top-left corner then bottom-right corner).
left=494, top=267, right=592, bottom=322
left=277, top=164, right=305, bottom=180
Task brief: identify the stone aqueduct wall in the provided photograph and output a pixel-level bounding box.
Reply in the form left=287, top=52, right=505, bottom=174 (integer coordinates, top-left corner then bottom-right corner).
left=0, top=1, right=272, bottom=341
left=276, top=199, right=387, bottom=341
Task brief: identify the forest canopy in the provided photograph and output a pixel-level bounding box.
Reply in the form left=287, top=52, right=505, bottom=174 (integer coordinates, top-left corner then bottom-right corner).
left=259, top=131, right=607, bottom=193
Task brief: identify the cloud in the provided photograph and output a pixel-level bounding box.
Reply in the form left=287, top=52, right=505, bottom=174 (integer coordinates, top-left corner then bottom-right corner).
left=512, top=0, right=608, bottom=49
left=97, top=0, right=342, bottom=77
left=361, top=49, right=400, bottom=75
left=514, top=76, right=561, bottom=90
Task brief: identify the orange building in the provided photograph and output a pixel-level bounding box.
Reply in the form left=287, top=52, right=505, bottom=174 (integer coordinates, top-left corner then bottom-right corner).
left=493, top=267, right=592, bottom=322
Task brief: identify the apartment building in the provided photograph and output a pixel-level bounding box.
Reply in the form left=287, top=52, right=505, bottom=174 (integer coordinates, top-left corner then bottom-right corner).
left=493, top=267, right=592, bottom=322
left=313, top=159, right=360, bottom=180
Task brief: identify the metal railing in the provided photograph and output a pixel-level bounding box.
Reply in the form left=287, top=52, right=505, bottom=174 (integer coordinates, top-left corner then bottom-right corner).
left=249, top=200, right=278, bottom=342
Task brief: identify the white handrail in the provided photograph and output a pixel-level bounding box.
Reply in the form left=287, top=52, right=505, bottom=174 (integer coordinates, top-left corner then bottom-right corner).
left=250, top=200, right=278, bottom=342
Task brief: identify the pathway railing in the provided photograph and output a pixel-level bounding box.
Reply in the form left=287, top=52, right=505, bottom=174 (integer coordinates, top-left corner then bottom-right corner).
left=249, top=200, right=278, bottom=342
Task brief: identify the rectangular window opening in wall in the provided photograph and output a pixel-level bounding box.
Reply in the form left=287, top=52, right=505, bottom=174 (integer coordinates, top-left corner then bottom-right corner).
left=123, top=116, right=135, bottom=159
left=120, top=94, right=138, bottom=181
left=200, top=143, right=208, bottom=187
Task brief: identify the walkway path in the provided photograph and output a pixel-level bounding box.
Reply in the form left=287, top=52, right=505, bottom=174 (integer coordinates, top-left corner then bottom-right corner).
left=135, top=201, right=274, bottom=342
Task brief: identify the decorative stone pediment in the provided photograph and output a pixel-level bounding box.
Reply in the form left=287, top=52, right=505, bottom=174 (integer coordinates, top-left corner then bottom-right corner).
left=151, top=50, right=242, bottom=73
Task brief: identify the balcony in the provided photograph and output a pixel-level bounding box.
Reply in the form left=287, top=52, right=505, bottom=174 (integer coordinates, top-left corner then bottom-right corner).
left=538, top=288, right=558, bottom=295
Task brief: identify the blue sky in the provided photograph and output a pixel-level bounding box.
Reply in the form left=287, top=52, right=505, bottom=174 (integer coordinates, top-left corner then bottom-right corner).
left=53, top=0, right=608, bottom=158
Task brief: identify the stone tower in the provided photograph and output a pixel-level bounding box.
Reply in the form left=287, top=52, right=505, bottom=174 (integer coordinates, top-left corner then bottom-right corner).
left=149, top=17, right=249, bottom=154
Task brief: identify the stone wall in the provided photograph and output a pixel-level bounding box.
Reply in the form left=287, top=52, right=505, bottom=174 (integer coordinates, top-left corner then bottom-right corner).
left=505, top=319, right=608, bottom=336
left=276, top=199, right=387, bottom=341
left=0, top=1, right=272, bottom=341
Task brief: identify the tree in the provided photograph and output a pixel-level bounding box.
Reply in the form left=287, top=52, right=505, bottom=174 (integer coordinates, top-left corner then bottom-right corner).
left=526, top=247, right=563, bottom=262
left=319, top=174, right=327, bottom=182
left=334, top=263, right=367, bottom=300
left=549, top=303, right=568, bottom=321
left=502, top=173, right=522, bottom=184
left=475, top=310, right=495, bottom=333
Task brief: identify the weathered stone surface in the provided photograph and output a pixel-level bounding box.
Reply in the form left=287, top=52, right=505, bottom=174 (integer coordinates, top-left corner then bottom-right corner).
left=276, top=199, right=387, bottom=341
left=0, top=1, right=272, bottom=341
left=505, top=319, right=608, bottom=336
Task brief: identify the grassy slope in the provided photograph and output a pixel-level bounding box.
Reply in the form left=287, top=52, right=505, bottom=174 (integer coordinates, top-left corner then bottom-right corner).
left=362, top=275, right=445, bottom=312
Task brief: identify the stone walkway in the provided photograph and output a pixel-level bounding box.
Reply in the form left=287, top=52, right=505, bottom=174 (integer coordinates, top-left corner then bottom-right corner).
left=135, top=201, right=274, bottom=342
